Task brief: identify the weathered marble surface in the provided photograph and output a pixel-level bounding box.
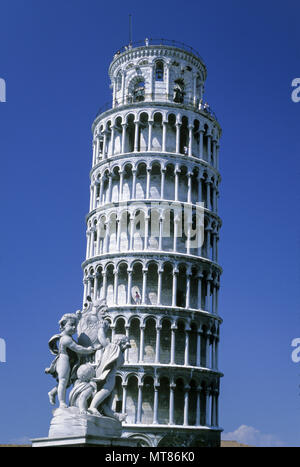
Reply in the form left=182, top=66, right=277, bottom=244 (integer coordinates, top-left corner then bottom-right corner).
left=48, top=406, right=122, bottom=439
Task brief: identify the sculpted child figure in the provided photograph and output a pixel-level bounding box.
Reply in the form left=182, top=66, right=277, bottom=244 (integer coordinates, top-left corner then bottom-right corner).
left=88, top=319, right=131, bottom=421
left=69, top=363, right=98, bottom=414
left=45, top=313, right=100, bottom=409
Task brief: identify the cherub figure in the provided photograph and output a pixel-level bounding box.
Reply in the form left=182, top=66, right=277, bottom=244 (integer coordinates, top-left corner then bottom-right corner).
left=69, top=363, right=98, bottom=414
left=88, top=319, right=131, bottom=421
left=45, top=313, right=100, bottom=409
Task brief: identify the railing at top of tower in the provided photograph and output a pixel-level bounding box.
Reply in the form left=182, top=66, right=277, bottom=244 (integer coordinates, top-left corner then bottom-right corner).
left=112, top=38, right=205, bottom=63
left=95, top=98, right=218, bottom=121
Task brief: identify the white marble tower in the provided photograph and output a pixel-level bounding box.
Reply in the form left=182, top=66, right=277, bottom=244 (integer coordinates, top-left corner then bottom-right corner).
left=82, top=39, right=222, bottom=447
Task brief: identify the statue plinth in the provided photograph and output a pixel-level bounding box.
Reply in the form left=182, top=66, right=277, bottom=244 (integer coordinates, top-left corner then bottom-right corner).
left=49, top=407, right=122, bottom=438
left=38, top=301, right=136, bottom=447
left=32, top=407, right=138, bottom=447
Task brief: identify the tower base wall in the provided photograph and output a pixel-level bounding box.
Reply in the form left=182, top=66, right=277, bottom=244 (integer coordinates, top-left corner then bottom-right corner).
left=123, top=426, right=221, bottom=447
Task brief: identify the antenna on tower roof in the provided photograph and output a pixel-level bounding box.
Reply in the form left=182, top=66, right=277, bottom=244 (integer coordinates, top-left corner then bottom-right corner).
left=129, top=14, right=132, bottom=46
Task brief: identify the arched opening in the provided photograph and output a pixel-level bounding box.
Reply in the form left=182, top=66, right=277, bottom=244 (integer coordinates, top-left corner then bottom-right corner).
left=117, top=263, right=128, bottom=305
left=119, top=211, right=130, bottom=252
left=167, top=113, right=176, bottom=152
left=177, top=264, right=187, bottom=308
left=149, top=163, right=161, bottom=199
left=128, top=318, right=140, bottom=364
left=175, top=321, right=185, bottom=365
left=122, top=164, right=133, bottom=201
left=115, top=317, right=126, bottom=335
left=160, top=319, right=171, bottom=364
left=112, top=375, right=123, bottom=414
left=114, top=116, right=122, bottom=155
left=136, top=162, right=147, bottom=199
left=155, top=61, right=164, bottom=81
left=107, top=212, right=117, bottom=252
left=158, top=377, right=170, bottom=424
left=174, top=378, right=185, bottom=425
left=164, top=163, right=175, bottom=200
left=105, top=264, right=115, bottom=306
left=141, top=376, right=154, bottom=424
left=188, top=380, right=198, bottom=426
left=111, top=166, right=120, bottom=203
left=178, top=165, right=188, bottom=202
left=161, top=263, right=173, bottom=305
left=133, top=78, right=145, bottom=102
left=152, top=112, right=163, bottom=151
left=126, top=375, right=139, bottom=424
left=148, top=209, right=160, bottom=250
left=189, top=323, right=198, bottom=366
left=125, top=114, right=135, bottom=152
left=180, top=116, right=188, bottom=155
left=131, top=262, right=143, bottom=303
left=161, top=208, right=173, bottom=252
left=139, top=112, right=149, bottom=151
left=146, top=262, right=158, bottom=305
left=144, top=318, right=156, bottom=363
left=173, top=78, right=185, bottom=103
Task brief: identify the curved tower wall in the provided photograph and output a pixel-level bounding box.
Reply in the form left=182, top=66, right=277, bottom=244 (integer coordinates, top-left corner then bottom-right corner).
left=82, top=41, right=223, bottom=447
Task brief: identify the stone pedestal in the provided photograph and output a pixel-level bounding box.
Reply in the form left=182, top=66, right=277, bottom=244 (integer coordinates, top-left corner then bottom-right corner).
left=32, top=407, right=138, bottom=447
left=32, top=435, right=138, bottom=447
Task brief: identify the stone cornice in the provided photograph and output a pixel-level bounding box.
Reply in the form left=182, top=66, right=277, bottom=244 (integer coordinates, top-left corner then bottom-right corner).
left=90, top=151, right=221, bottom=181
left=92, top=100, right=221, bottom=133
left=108, top=45, right=207, bottom=79
left=100, top=304, right=223, bottom=324
left=81, top=250, right=223, bottom=273
left=85, top=199, right=222, bottom=226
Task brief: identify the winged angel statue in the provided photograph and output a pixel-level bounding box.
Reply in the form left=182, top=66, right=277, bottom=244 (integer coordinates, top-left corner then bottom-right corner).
left=45, top=298, right=130, bottom=422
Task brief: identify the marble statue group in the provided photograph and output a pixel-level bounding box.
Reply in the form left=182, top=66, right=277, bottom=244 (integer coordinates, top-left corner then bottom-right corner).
left=45, top=298, right=130, bottom=424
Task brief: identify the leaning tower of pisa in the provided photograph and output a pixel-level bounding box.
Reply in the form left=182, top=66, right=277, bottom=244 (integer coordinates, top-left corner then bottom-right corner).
left=82, top=39, right=222, bottom=447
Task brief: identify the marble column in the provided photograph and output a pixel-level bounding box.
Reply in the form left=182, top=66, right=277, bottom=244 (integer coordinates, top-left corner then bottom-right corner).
left=121, top=123, right=127, bottom=153
left=185, top=272, right=191, bottom=309
left=153, top=382, right=159, bottom=424
left=142, top=268, right=147, bottom=304
left=134, top=121, right=139, bottom=152
left=137, top=382, right=143, bottom=423
left=132, top=169, right=137, bottom=199
left=196, top=330, right=202, bottom=367
left=196, top=386, right=202, bottom=426
left=139, top=325, right=145, bottom=363
left=169, top=381, right=176, bottom=425
left=148, top=121, right=153, bottom=151
left=127, top=269, right=132, bottom=305
left=170, top=325, right=176, bottom=364
left=155, top=324, right=161, bottom=363
left=113, top=268, right=118, bottom=305
left=157, top=267, right=163, bottom=305
left=122, top=382, right=127, bottom=415
left=101, top=270, right=107, bottom=301
left=184, top=328, right=190, bottom=366
left=119, top=170, right=124, bottom=202
left=172, top=267, right=178, bottom=307
left=183, top=385, right=190, bottom=426
left=205, top=388, right=211, bottom=426
left=162, top=121, right=167, bottom=152
left=175, top=122, right=181, bottom=153
left=188, top=124, right=193, bottom=156
left=160, top=167, right=166, bottom=199
left=199, top=130, right=204, bottom=159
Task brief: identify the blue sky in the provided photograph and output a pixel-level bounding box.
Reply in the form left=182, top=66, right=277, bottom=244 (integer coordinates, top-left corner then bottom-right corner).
left=0, top=0, right=299, bottom=446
